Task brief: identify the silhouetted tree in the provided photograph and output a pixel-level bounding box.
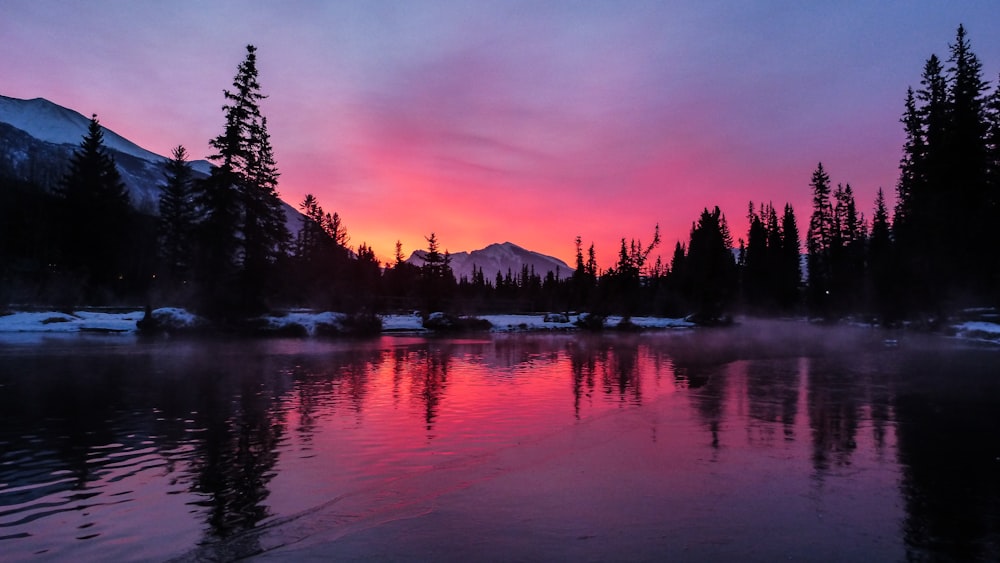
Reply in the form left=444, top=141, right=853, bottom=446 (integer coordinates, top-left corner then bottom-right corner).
left=831, top=183, right=865, bottom=313
left=684, top=206, right=737, bottom=321
left=778, top=204, right=802, bottom=310
left=893, top=25, right=996, bottom=312
left=867, top=188, right=898, bottom=321
left=56, top=114, right=133, bottom=301
left=158, top=145, right=197, bottom=290
left=806, top=163, right=835, bottom=316
left=193, top=44, right=289, bottom=318
left=418, top=233, right=455, bottom=314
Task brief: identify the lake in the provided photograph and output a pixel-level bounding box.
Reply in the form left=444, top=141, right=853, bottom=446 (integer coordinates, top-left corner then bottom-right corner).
left=1, top=322, right=999, bottom=561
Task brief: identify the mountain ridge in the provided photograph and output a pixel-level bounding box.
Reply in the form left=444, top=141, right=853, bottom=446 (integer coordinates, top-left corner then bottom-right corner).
left=408, top=241, right=571, bottom=282
left=0, top=93, right=298, bottom=227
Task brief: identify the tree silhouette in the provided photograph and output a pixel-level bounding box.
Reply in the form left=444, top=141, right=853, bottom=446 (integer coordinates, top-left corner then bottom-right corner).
left=806, top=163, right=834, bottom=316
left=158, top=145, right=196, bottom=291
left=56, top=114, right=133, bottom=300
left=192, top=44, right=290, bottom=318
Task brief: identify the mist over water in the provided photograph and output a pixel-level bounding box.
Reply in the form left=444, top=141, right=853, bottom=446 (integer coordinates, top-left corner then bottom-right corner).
left=1, top=326, right=998, bottom=561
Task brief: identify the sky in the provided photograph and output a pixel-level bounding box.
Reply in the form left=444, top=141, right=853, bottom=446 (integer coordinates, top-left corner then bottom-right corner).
left=4, top=1, right=1000, bottom=268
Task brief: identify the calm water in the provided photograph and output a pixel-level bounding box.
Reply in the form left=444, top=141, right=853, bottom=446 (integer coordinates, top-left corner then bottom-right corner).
left=1, top=323, right=999, bottom=561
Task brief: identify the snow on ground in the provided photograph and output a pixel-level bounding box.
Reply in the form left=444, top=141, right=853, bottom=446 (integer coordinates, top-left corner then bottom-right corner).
left=261, top=311, right=346, bottom=336
left=381, top=313, right=427, bottom=332
left=0, top=310, right=695, bottom=336
left=5, top=309, right=997, bottom=341
left=0, top=310, right=144, bottom=333
left=953, top=321, right=1000, bottom=342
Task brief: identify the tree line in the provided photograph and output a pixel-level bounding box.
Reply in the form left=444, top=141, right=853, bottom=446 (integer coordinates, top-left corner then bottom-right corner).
left=2, top=27, right=997, bottom=324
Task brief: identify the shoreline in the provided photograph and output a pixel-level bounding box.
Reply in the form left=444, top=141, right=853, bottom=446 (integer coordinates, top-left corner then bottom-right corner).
left=0, top=308, right=998, bottom=344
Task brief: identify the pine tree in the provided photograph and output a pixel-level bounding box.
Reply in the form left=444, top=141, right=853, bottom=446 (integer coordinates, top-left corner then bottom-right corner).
left=418, top=232, right=455, bottom=313
left=158, top=145, right=196, bottom=286
left=831, top=183, right=864, bottom=313
left=57, top=114, right=132, bottom=298
left=893, top=26, right=995, bottom=311
left=742, top=201, right=769, bottom=310
left=241, top=115, right=289, bottom=292
left=946, top=25, right=991, bottom=293
left=193, top=44, right=290, bottom=317
left=868, top=188, right=896, bottom=321
left=684, top=206, right=737, bottom=321
left=806, top=163, right=835, bottom=316
left=779, top=204, right=801, bottom=310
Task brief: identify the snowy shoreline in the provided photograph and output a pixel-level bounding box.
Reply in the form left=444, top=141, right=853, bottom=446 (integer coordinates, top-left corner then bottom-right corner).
left=1, top=308, right=998, bottom=343
left=0, top=308, right=695, bottom=338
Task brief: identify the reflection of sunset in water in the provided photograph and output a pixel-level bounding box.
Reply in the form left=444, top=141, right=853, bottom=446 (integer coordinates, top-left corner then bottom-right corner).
left=1, top=330, right=998, bottom=560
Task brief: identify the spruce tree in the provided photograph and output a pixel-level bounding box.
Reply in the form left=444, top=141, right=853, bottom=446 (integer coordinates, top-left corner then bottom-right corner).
left=158, top=145, right=196, bottom=287
left=893, top=25, right=995, bottom=311
left=868, top=188, right=896, bottom=321
left=946, top=25, right=991, bottom=293
left=419, top=232, right=455, bottom=314
left=742, top=202, right=769, bottom=310
left=684, top=206, right=737, bottom=321
left=779, top=204, right=801, bottom=311
left=57, top=114, right=132, bottom=298
left=831, top=183, right=863, bottom=313
left=806, top=163, right=834, bottom=316
left=194, top=44, right=290, bottom=317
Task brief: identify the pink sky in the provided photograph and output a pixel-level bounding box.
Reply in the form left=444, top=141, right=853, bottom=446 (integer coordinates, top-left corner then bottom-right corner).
left=3, top=1, right=1000, bottom=268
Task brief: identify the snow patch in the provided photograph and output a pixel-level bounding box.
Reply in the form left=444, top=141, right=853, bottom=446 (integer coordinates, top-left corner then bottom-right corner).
left=260, top=311, right=347, bottom=336
left=0, top=310, right=143, bottom=333
left=953, top=321, right=1000, bottom=342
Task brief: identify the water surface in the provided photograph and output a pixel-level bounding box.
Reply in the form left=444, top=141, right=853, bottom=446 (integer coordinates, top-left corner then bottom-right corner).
left=1, top=323, right=999, bottom=561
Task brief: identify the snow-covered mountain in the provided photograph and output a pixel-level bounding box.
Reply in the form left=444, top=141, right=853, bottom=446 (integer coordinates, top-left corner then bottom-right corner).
left=0, top=94, right=302, bottom=231
left=0, top=95, right=170, bottom=164
left=0, top=95, right=219, bottom=213
left=408, top=242, right=571, bottom=282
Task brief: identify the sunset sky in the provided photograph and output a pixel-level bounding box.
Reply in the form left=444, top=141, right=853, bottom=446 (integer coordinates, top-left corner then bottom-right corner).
left=4, top=1, right=1000, bottom=267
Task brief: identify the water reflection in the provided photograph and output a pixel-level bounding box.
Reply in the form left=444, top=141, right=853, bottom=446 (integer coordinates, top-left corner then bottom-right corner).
left=744, top=358, right=801, bottom=445
left=894, top=347, right=1000, bottom=560
left=0, top=331, right=998, bottom=560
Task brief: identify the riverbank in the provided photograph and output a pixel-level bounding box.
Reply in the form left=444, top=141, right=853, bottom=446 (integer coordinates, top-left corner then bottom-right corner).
left=0, top=308, right=695, bottom=337
left=1, top=308, right=998, bottom=343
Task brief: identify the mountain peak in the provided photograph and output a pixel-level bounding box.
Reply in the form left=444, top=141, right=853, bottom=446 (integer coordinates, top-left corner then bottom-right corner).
left=408, top=242, right=570, bottom=281
left=0, top=94, right=165, bottom=163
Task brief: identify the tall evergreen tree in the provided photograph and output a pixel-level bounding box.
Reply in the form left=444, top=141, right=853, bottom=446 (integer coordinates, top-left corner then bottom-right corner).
left=945, top=24, right=991, bottom=293
left=418, top=232, right=456, bottom=314
left=193, top=44, right=290, bottom=317
left=779, top=204, right=801, bottom=310
left=742, top=201, right=770, bottom=310
left=868, top=188, right=897, bottom=321
left=806, top=163, right=834, bottom=315
left=831, top=183, right=864, bottom=313
left=684, top=206, right=737, bottom=321
left=57, top=114, right=133, bottom=299
left=158, top=145, right=196, bottom=287
left=893, top=26, right=995, bottom=311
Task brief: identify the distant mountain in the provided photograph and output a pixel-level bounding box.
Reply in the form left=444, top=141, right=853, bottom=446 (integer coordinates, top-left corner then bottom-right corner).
left=408, top=242, right=571, bottom=282
left=0, top=94, right=302, bottom=231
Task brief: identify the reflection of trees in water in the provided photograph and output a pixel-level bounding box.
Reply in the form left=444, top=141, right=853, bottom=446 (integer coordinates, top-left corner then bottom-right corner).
left=744, top=358, right=801, bottom=445
left=405, top=345, right=452, bottom=433
left=566, top=336, right=646, bottom=417
left=568, top=339, right=597, bottom=418
left=185, top=358, right=290, bottom=540
left=286, top=348, right=385, bottom=445
left=675, top=359, right=728, bottom=449
left=805, top=357, right=861, bottom=474
left=604, top=340, right=641, bottom=404
left=0, top=352, right=165, bottom=500
left=894, top=349, right=1000, bottom=562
